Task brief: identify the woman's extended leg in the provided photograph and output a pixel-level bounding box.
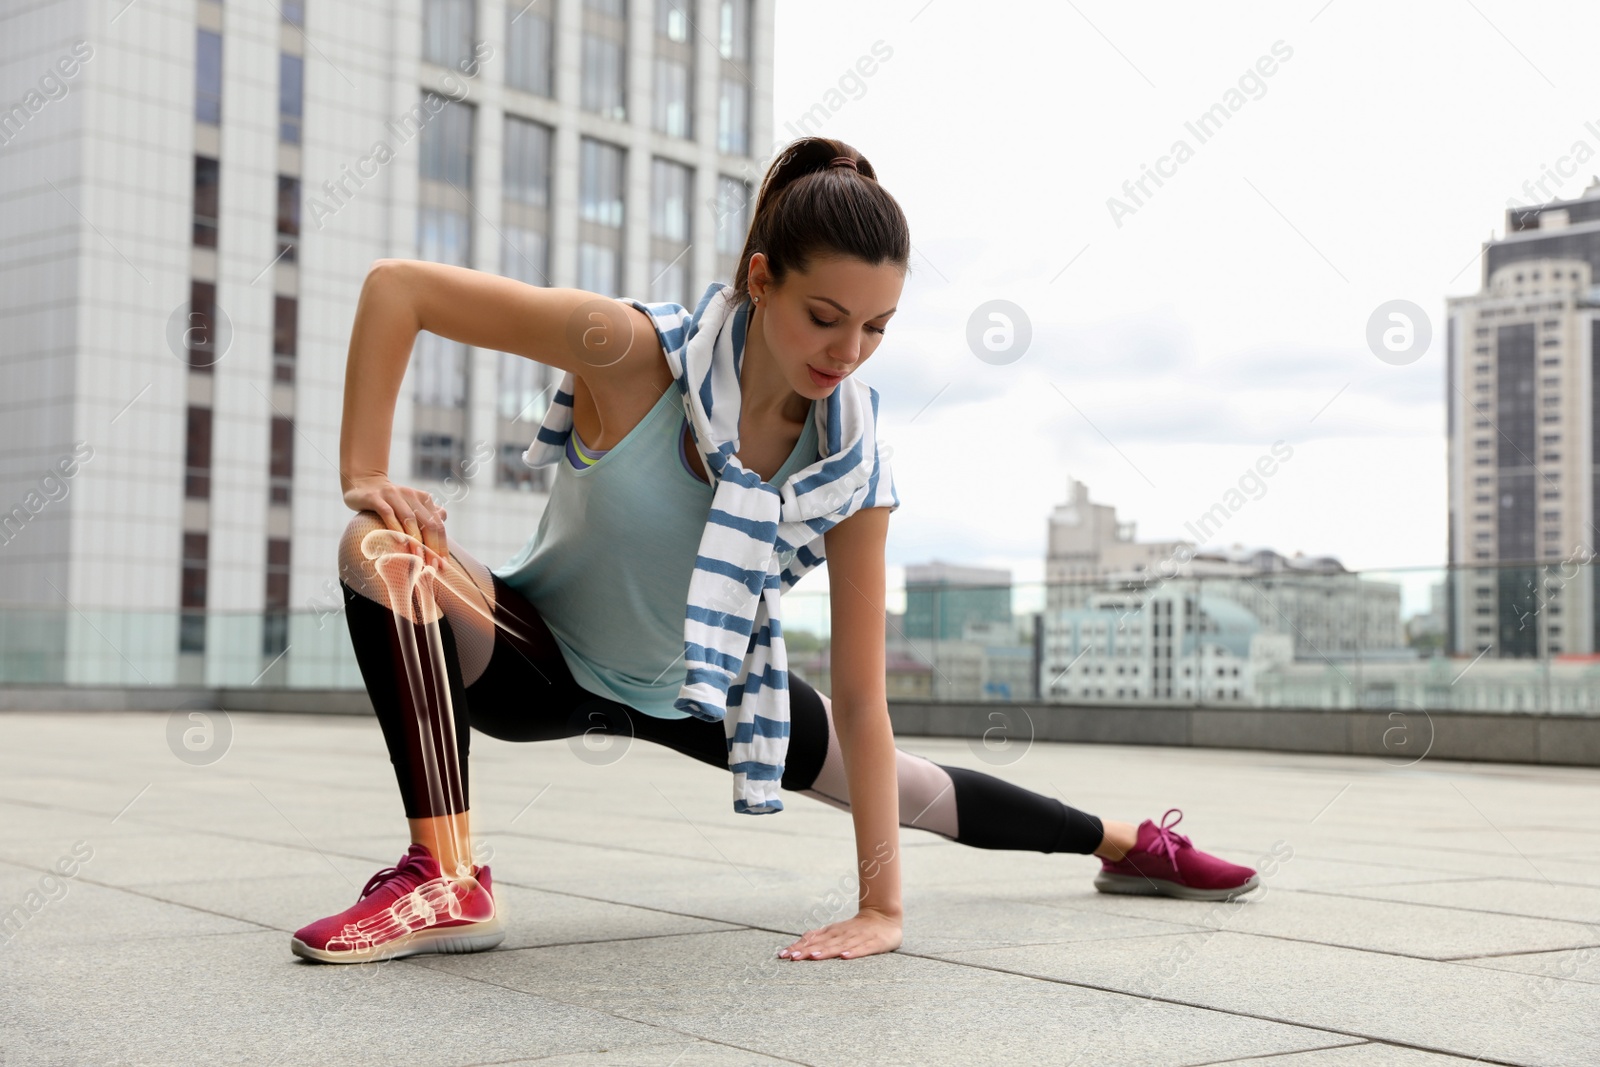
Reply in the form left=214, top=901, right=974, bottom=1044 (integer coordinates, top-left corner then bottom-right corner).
left=603, top=671, right=1257, bottom=901
left=578, top=669, right=1125, bottom=855
left=787, top=676, right=1118, bottom=855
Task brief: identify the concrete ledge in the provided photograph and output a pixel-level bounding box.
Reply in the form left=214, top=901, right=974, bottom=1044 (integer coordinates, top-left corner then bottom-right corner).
left=0, top=685, right=374, bottom=715
left=5, top=686, right=1599, bottom=766
left=886, top=701, right=1600, bottom=768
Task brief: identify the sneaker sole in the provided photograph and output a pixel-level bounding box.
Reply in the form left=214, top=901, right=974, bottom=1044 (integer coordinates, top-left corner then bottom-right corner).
left=1093, top=870, right=1261, bottom=901
left=291, top=914, right=506, bottom=964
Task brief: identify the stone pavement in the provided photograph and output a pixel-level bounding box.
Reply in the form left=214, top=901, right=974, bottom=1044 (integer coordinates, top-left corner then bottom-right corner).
left=0, top=708, right=1596, bottom=1066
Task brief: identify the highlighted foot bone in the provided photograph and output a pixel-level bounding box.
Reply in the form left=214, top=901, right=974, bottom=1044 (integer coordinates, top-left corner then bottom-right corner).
left=326, top=874, right=494, bottom=954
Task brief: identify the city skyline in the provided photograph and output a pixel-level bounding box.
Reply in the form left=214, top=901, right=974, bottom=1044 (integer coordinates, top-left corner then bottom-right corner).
left=768, top=0, right=1600, bottom=606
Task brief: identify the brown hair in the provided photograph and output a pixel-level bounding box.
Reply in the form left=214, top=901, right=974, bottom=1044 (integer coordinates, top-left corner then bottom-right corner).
left=731, top=136, right=910, bottom=304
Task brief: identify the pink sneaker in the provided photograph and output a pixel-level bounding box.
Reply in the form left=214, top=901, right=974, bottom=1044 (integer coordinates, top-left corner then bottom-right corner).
left=291, top=843, right=505, bottom=963
left=1094, top=808, right=1260, bottom=901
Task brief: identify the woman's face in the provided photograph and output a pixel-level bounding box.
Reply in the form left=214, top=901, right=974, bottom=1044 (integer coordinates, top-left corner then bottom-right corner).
left=747, top=252, right=904, bottom=396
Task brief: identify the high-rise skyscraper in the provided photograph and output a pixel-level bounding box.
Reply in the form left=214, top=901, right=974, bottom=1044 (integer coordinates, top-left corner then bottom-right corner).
left=1445, top=179, right=1600, bottom=659
left=0, top=0, right=773, bottom=687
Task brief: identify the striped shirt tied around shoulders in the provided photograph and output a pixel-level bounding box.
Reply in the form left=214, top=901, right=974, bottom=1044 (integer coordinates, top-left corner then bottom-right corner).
left=522, top=281, right=901, bottom=814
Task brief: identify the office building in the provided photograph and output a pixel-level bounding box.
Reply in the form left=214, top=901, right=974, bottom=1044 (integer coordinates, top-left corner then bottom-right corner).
left=0, top=0, right=774, bottom=685
left=1445, top=178, right=1600, bottom=659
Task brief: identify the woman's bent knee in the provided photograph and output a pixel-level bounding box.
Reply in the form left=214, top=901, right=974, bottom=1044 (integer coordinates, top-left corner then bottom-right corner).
left=337, top=510, right=428, bottom=616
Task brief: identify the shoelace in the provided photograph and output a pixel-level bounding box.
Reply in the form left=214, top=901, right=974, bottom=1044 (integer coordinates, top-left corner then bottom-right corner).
left=1143, top=808, right=1194, bottom=870
left=359, top=850, right=432, bottom=901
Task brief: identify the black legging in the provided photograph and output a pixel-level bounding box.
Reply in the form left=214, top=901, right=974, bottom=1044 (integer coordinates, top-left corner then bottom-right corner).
left=336, top=511, right=1104, bottom=855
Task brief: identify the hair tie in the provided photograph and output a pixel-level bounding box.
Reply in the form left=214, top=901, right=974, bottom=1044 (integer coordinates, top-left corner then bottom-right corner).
left=828, top=156, right=859, bottom=171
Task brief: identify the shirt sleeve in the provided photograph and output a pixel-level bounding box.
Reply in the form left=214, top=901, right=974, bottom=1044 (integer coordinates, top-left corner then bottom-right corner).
left=863, top=384, right=901, bottom=513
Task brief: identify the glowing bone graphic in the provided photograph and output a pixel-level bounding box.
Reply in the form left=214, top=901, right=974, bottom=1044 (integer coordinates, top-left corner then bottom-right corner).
left=325, top=872, right=496, bottom=955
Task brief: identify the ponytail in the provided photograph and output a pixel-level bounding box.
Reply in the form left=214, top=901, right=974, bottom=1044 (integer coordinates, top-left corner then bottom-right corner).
left=731, top=136, right=910, bottom=302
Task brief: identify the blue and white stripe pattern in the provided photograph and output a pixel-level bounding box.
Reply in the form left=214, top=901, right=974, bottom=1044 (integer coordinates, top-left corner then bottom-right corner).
left=523, top=281, right=900, bottom=814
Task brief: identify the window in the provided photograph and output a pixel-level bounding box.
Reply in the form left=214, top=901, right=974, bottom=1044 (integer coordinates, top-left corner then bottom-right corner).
left=650, top=158, right=692, bottom=304
left=718, top=77, right=749, bottom=155
left=651, top=159, right=691, bottom=242
left=419, top=97, right=474, bottom=186
left=265, top=537, right=291, bottom=637
left=193, top=156, right=219, bottom=248
left=414, top=94, right=475, bottom=480
left=418, top=205, right=471, bottom=266
left=187, top=280, right=219, bottom=371
left=579, top=137, right=625, bottom=295
left=282, top=1, right=305, bottom=25
left=196, top=29, right=222, bottom=125
left=578, top=243, right=618, bottom=295
left=716, top=0, right=750, bottom=153
left=581, top=34, right=626, bottom=120
left=265, top=538, right=291, bottom=651
left=581, top=0, right=627, bottom=120
left=501, top=226, right=547, bottom=286
left=506, top=2, right=554, bottom=96
left=279, top=54, right=303, bottom=144
left=184, top=405, right=212, bottom=498
left=180, top=532, right=209, bottom=653
left=654, top=57, right=693, bottom=138
left=657, top=0, right=690, bottom=40
left=277, top=175, right=300, bottom=262
left=503, top=116, right=551, bottom=208
left=413, top=333, right=469, bottom=407
left=498, top=116, right=553, bottom=490
left=580, top=139, right=625, bottom=226
left=496, top=357, right=548, bottom=491
left=714, top=175, right=751, bottom=281
left=654, top=0, right=693, bottom=139
left=718, top=0, right=750, bottom=61
left=423, top=0, right=475, bottom=70
left=414, top=432, right=460, bottom=481
left=269, top=417, right=294, bottom=505
left=181, top=534, right=208, bottom=603
left=502, top=116, right=551, bottom=286
left=273, top=296, right=297, bottom=383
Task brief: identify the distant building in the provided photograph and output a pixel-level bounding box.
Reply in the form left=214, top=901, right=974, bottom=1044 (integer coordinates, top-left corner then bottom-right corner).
left=1039, top=583, right=1293, bottom=704
left=902, top=561, right=1012, bottom=640
left=1045, top=479, right=1190, bottom=612
left=1446, top=178, right=1600, bottom=660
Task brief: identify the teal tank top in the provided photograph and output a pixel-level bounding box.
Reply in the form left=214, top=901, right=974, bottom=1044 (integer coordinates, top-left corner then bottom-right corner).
left=490, top=387, right=820, bottom=719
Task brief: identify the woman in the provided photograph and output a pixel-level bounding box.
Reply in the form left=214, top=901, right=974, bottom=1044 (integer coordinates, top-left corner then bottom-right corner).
left=292, top=136, right=1259, bottom=967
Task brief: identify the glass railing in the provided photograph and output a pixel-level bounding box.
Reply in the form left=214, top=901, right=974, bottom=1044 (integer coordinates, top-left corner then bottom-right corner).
left=3, top=560, right=1597, bottom=716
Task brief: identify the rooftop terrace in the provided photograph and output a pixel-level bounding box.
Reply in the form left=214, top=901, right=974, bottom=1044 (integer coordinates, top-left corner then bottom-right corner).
left=1, top=708, right=1596, bottom=1066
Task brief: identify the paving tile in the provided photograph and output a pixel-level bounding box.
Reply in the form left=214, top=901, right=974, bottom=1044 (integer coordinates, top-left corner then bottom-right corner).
left=1199, top=1041, right=1518, bottom=1064
left=132, top=872, right=743, bottom=951
left=0, top=828, right=345, bottom=889
left=0, top=930, right=683, bottom=1067
left=419, top=927, right=1357, bottom=1067
left=1457, top=945, right=1600, bottom=987
left=933, top=930, right=1600, bottom=1067
left=1014, top=883, right=1597, bottom=960
left=0, top=862, right=264, bottom=948
left=894, top=891, right=1208, bottom=955
left=1328, top=876, right=1600, bottom=928
left=471, top=1038, right=797, bottom=1065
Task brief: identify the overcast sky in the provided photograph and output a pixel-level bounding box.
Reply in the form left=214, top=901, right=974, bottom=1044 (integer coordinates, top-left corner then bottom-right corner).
left=767, top=0, right=1600, bottom=615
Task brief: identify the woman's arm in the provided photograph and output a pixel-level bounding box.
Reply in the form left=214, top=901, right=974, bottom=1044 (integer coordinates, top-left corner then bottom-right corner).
left=779, top=504, right=903, bottom=961
left=338, top=258, right=657, bottom=547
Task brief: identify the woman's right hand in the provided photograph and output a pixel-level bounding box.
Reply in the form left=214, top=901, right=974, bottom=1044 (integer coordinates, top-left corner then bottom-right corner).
left=343, top=475, right=450, bottom=570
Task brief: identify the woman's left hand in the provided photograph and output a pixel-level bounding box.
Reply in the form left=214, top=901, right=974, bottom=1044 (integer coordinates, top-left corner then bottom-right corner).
left=778, top=907, right=902, bottom=961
